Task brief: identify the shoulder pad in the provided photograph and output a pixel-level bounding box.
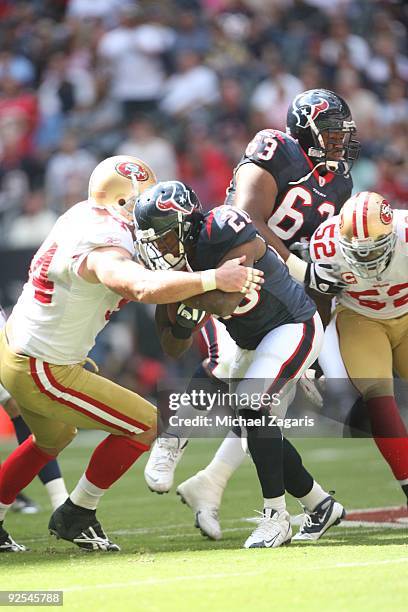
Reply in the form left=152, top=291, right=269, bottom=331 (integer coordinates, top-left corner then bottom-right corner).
left=245, top=130, right=294, bottom=163
left=197, top=205, right=257, bottom=269
left=79, top=207, right=134, bottom=254
left=241, top=130, right=300, bottom=187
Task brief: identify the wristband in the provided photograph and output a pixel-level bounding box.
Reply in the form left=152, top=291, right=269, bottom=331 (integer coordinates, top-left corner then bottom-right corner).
left=171, top=322, right=193, bottom=340
left=201, top=269, right=217, bottom=292
left=286, top=253, right=308, bottom=283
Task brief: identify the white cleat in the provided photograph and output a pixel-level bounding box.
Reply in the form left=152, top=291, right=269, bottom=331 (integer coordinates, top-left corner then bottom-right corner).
left=244, top=508, right=292, bottom=549
left=176, top=471, right=223, bottom=540
left=144, top=437, right=187, bottom=493
left=292, top=495, right=346, bottom=541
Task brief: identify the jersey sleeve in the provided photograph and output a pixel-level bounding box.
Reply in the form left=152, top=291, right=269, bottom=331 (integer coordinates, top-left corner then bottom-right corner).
left=195, top=205, right=257, bottom=270
left=70, top=213, right=135, bottom=277
left=309, top=216, right=341, bottom=265
left=237, top=129, right=296, bottom=192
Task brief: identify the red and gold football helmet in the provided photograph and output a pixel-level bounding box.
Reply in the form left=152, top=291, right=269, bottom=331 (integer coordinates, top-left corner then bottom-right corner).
left=339, top=191, right=396, bottom=279
left=88, top=155, right=157, bottom=223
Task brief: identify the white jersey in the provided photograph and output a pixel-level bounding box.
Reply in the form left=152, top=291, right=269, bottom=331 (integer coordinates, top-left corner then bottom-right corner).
left=0, top=304, right=12, bottom=404
left=8, top=201, right=134, bottom=364
left=310, top=209, right=408, bottom=319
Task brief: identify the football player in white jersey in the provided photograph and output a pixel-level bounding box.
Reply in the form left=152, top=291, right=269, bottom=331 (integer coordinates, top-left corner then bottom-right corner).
left=309, top=191, right=408, bottom=502
left=0, top=156, right=262, bottom=552
left=0, top=307, right=68, bottom=528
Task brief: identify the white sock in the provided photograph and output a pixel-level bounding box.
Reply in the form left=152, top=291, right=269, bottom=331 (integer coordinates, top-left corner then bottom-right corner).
left=264, top=495, right=286, bottom=514
left=70, top=474, right=106, bottom=510
left=202, top=432, right=246, bottom=488
left=299, top=481, right=329, bottom=511
left=45, top=478, right=68, bottom=511
left=0, top=501, right=12, bottom=521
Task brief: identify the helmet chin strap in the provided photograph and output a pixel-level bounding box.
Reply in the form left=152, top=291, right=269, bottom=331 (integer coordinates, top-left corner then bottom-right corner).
left=288, top=161, right=326, bottom=185
left=290, top=113, right=350, bottom=184
left=289, top=114, right=329, bottom=185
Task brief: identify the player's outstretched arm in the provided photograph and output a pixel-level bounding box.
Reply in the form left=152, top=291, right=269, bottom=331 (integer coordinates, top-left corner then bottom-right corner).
left=82, top=247, right=263, bottom=304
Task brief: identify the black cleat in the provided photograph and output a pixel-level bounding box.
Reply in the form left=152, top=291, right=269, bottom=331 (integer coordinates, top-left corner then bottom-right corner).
left=48, top=499, right=120, bottom=552
left=293, top=495, right=346, bottom=541
left=0, top=521, right=27, bottom=552
left=11, top=492, right=40, bottom=514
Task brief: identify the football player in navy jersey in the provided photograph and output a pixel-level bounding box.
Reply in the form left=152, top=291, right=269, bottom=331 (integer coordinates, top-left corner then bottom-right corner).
left=134, top=180, right=346, bottom=548
left=226, top=88, right=359, bottom=278
left=143, top=89, right=360, bottom=542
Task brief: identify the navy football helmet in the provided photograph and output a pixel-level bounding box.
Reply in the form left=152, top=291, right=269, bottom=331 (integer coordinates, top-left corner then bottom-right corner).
left=133, top=180, right=203, bottom=270
left=287, top=89, right=360, bottom=175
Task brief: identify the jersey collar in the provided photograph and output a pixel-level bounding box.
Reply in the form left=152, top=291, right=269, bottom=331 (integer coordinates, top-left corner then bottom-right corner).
left=300, top=149, right=336, bottom=186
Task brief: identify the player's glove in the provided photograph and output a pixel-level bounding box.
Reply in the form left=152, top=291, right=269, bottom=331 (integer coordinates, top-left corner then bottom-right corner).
left=172, top=303, right=207, bottom=339
left=305, top=262, right=346, bottom=295
left=289, top=241, right=312, bottom=263
left=299, top=366, right=325, bottom=408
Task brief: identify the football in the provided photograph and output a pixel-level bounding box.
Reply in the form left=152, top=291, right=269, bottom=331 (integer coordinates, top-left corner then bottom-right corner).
left=167, top=302, right=211, bottom=331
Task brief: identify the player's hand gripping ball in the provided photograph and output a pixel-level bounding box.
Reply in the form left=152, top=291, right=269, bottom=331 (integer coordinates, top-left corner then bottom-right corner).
left=167, top=302, right=211, bottom=331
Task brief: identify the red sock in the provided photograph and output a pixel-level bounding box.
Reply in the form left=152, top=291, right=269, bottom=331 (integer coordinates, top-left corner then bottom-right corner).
left=0, top=436, right=55, bottom=504
left=85, top=435, right=148, bottom=489
left=366, top=396, right=408, bottom=481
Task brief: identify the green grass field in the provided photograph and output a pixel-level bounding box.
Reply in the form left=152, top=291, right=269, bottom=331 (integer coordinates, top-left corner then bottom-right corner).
left=1, top=435, right=407, bottom=611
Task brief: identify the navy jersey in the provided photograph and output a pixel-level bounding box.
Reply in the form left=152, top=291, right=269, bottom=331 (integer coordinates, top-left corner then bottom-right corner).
left=192, top=205, right=316, bottom=350
left=225, top=129, right=353, bottom=248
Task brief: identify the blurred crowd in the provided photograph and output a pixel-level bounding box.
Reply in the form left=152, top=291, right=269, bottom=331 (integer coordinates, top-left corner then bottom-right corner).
left=0, top=0, right=407, bottom=399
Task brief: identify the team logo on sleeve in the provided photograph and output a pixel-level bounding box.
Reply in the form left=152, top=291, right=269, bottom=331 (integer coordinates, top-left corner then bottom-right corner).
left=293, top=97, right=330, bottom=129
left=156, top=182, right=193, bottom=213
left=115, top=162, right=149, bottom=181
left=380, top=200, right=393, bottom=225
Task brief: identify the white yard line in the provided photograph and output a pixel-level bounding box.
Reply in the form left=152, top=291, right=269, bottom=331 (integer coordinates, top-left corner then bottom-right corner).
left=61, top=570, right=261, bottom=593
left=56, top=558, right=408, bottom=594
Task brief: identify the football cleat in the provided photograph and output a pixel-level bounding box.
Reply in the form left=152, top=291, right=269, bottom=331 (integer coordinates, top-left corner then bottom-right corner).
left=48, top=499, right=120, bottom=552
left=292, top=495, right=346, bottom=541
left=244, top=508, right=292, bottom=549
left=176, top=471, right=223, bottom=540
left=0, top=522, right=27, bottom=552
left=11, top=492, right=40, bottom=514
left=144, top=437, right=188, bottom=493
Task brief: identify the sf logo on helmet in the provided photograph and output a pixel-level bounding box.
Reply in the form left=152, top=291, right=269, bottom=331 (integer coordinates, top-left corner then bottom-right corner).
left=380, top=200, right=393, bottom=225
left=293, top=97, right=330, bottom=129
left=156, top=182, right=193, bottom=214
left=115, top=161, right=149, bottom=181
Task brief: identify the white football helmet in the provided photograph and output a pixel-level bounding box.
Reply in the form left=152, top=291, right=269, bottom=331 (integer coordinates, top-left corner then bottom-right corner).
left=339, top=191, right=396, bottom=279
left=88, top=156, right=157, bottom=223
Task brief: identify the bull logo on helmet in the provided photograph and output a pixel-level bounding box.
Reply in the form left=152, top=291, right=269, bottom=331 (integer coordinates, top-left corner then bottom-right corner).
left=293, top=97, right=330, bottom=129
left=156, top=182, right=194, bottom=214
left=380, top=200, right=393, bottom=225
left=115, top=161, right=149, bottom=181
